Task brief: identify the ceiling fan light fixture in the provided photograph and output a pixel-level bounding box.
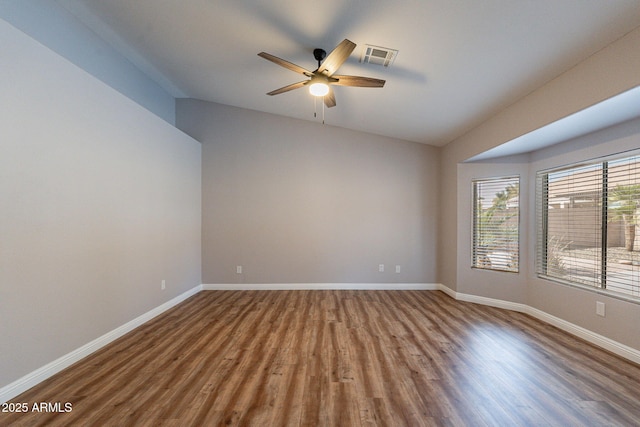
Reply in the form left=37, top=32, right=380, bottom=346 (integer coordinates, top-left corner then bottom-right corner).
left=309, top=81, right=329, bottom=97
left=259, top=39, right=385, bottom=107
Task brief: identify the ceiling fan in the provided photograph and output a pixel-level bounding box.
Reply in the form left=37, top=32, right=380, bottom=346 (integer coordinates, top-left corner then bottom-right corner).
left=258, top=39, right=385, bottom=108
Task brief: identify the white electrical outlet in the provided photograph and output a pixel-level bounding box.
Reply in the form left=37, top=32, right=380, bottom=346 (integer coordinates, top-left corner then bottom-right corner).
left=395, top=265, right=401, bottom=273
left=236, top=265, right=243, bottom=274
left=161, top=279, right=166, bottom=290
left=596, top=301, right=605, bottom=317
left=379, top=264, right=384, bottom=272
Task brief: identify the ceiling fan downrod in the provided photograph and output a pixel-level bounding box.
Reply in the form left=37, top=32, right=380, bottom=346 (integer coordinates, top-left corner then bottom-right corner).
left=313, top=47, right=328, bottom=124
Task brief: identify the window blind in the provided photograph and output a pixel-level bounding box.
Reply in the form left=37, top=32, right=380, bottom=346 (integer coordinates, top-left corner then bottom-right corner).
left=605, top=156, right=640, bottom=297
left=472, top=177, right=519, bottom=272
left=540, top=163, right=603, bottom=287
left=537, top=154, right=640, bottom=299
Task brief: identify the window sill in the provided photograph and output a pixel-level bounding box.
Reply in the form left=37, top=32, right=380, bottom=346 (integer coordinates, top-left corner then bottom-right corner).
left=472, top=266, right=520, bottom=274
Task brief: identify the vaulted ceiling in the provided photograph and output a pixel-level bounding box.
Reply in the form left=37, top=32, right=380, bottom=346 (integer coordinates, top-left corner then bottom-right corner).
left=59, top=0, right=640, bottom=146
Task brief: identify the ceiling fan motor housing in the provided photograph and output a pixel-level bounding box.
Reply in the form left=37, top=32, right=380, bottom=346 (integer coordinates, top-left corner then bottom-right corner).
left=313, top=48, right=327, bottom=67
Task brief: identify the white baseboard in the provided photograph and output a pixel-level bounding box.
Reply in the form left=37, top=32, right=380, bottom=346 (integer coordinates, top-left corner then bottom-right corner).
left=438, top=285, right=530, bottom=313
left=436, top=283, right=640, bottom=365
left=202, top=283, right=441, bottom=291
left=525, top=306, right=640, bottom=365
left=0, top=285, right=202, bottom=404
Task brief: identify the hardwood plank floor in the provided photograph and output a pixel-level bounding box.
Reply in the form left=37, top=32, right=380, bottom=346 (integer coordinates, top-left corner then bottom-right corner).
left=2, top=290, right=640, bottom=426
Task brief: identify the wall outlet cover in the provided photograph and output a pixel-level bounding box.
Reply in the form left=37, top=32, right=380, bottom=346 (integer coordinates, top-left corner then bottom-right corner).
left=596, top=301, right=605, bottom=317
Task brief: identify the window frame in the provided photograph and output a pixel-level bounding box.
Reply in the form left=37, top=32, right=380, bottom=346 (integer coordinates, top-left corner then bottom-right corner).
left=471, top=175, right=520, bottom=273
left=536, top=150, right=640, bottom=303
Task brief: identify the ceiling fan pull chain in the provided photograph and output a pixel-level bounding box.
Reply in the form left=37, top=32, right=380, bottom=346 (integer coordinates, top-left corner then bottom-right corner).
left=322, top=98, right=325, bottom=124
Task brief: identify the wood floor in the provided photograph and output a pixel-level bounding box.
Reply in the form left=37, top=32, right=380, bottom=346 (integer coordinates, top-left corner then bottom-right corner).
left=3, top=290, right=640, bottom=426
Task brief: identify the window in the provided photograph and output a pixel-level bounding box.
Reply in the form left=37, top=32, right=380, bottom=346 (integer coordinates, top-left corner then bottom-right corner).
left=537, top=153, right=640, bottom=299
left=472, top=176, right=519, bottom=272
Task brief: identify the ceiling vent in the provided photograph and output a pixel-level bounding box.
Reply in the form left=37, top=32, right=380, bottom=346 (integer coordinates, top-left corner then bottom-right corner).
left=360, top=44, right=398, bottom=67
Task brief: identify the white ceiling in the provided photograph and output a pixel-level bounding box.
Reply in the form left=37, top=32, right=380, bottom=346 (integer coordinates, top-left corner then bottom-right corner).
left=58, top=0, right=640, bottom=147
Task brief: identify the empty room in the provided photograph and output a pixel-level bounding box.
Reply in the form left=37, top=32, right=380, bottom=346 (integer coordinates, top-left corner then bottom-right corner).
left=1, top=1, right=640, bottom=425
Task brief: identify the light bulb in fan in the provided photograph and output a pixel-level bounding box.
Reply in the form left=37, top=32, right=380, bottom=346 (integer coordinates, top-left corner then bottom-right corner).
left=309, top=82, right=329, bottom=97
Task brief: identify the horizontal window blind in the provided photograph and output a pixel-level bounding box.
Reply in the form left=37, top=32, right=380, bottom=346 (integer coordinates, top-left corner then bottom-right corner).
left=472, top=177, right=519, bottom=272
left=537, top=154, right=640, bottom=300
left=606, top=156, right=640, bottom=297
left=541, top=164, right=603, bottom=287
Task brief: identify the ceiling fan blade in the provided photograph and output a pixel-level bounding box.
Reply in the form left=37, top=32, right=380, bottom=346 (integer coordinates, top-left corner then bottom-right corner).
left=317, top=39, right=356, bottom=76
left=332, top=75, right=386, bottom=87
left=267, top=80, right=308, bottom=96
left=324, top=87, right=336, bottom=108
left=258, top=52, right=313, bottom=76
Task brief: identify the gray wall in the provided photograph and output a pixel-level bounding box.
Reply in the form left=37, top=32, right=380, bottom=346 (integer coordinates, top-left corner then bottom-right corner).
left=2, top=1, right=639, bottom=396
left=0, top=1, right=177, bottom=124
left=441, top=25, right=640, bottom=352
left=527, top=118, right=640, bottom=351
left=440, top=25, right=640, bottom=294
left=456, top=157, right=530, bottom=304
left=177, top=100, right=440, bottom=284
left=0, top=19, right=201, bottom=388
